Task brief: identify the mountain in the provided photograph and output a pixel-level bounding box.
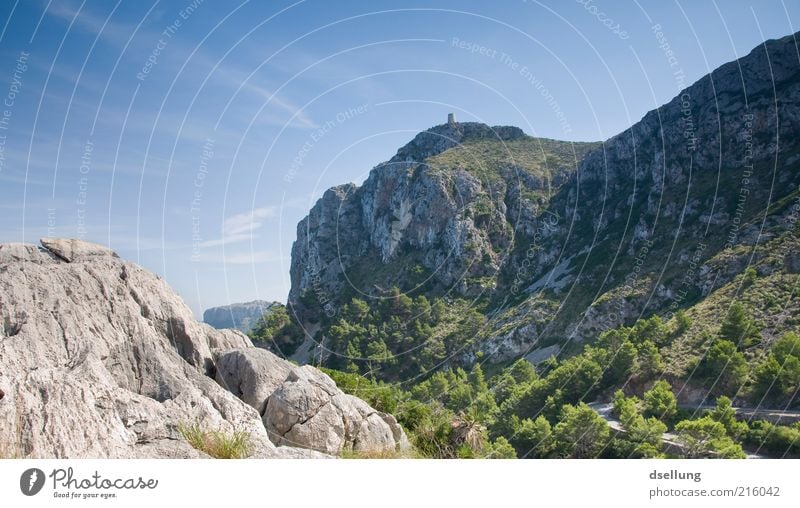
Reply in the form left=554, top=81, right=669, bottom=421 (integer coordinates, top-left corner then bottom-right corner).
left=287, top=31, right=800, bottom=372
left=0, top=238, right=409, bottom=458
left=203, top=300, right=277, bottom=333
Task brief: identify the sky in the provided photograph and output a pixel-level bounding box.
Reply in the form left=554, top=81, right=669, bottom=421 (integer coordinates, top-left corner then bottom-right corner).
left=0, top=0, right=797, bottom=317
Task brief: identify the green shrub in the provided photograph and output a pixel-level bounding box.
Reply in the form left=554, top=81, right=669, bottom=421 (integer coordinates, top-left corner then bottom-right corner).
left=745, top=420, right=800, bottom=456
left=643, top=380, right=677, bottom=422
left=553, top=403, right=611, bottom=458
left=674, top=416, right=745, bottom=458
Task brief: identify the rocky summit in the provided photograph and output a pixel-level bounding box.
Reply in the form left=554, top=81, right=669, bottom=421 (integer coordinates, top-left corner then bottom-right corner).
left=0, top=238, right=409, bottom=458
left=287, top=31, right=800, bottom=367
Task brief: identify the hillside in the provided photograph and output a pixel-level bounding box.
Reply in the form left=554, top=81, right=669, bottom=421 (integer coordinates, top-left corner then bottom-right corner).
left=270, top=32, right=800, bottom=459
left=286, top=31, right=800, bottom=371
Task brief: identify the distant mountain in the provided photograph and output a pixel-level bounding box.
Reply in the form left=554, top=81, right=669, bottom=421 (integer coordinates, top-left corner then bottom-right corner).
left=203, top=300, right=278, bottom=333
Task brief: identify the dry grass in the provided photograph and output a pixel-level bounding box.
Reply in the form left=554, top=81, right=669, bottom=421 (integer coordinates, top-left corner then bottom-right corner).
left=339, top=447, right=418, bottom=459
left=178, top=424, right=252, bottom=459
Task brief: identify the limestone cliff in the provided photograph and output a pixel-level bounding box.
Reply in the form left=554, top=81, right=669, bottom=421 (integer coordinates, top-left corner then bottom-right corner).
left=287, top=32, right=800, bottom=367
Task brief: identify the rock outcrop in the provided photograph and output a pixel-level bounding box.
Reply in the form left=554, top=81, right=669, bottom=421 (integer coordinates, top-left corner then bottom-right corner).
left=216, top=348, right=410, bottom=455
left=0, top=239, right=408, bottom=458
left=288, top=122, right=598, bottom=327
left=264, top=366, right=410, bottom=455
left=203, top=300, right=277, bottom=333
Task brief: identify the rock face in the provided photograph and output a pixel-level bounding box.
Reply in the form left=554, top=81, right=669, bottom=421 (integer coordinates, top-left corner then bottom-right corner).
left=203, top=300, right=277, bottom=333
left=0, top=239, right=408, bottom=458
left=288, top=31, right=800, bottom=366
left=288, top=122, right=598, bottom=326
left=216, top=348, right=410, bottom=455
left=264, top=366, right=410, bottom=455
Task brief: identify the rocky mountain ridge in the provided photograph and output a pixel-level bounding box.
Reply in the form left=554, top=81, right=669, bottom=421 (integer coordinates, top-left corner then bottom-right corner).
left=287, top=32, right=800, bottom=371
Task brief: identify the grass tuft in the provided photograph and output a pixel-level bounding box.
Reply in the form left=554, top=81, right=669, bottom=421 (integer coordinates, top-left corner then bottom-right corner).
left=178, top=423, right=252, bottom=459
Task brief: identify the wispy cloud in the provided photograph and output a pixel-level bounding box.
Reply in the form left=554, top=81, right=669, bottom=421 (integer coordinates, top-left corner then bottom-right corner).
left=43, top=2, right=318, bottom=131
left=45, top=0, right=133, bottom=46
left=199, top=206, right=275, bottom=248
left=202, top=58, right=319, bottom=130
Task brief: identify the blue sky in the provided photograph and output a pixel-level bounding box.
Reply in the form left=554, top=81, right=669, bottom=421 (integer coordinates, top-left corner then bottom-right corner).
left=0, top=0, right=797, bottom=317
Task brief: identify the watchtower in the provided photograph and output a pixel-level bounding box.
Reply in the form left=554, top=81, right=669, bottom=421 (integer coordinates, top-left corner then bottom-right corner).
left=447, top=113, right=457, bottom=127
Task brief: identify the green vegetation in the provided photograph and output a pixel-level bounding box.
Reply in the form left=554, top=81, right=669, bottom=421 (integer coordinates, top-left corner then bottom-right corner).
left=426, top=137, right=600, bottom=186
left=178, top=424, right=252, bottom=459
left=246, top=219, right=800, bottom=460
left=643, top=380, right=677, bottom=422
left=553, top=403, right=611, bottom=458
left=752, top=333, right=800, bottom=405
left=612, top=390, right=667, bottom=458
left=249, top=304, right=304, bottom=355
left=324, top=291, right=485, bottom=380
left=719, top=302, right=761, bottom=348
left=674, top=417, right=746, bottom=458
left=317, top=298, right=800, bottom=459
left=745, top=420, right=800, bottom=456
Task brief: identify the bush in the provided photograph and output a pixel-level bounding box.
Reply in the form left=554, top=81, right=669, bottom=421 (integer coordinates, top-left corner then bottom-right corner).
left=700, top=339, right=749, bottom=395
left=553, top=403, right=611, bottom=458
left=509, top=415, right=555, bottom=458
left=709, top=396, right=748, bottom=439
left=745, top=420, right=800, bottom=456
left=178, top=424, right=252, bottom=459
left=675, top=310, right=692, bottom=335
left=637, top=340, right=664, bottom=380
left=674, top=416, right=745, bottom=458
left=486, top=436, right=517, bottom=459
left=752, top=333, right=800, bottom=406
left=643, top=380, right=677, bottom=422
left=249, top=305, right=305, bottom=355
left=719, top=302, right=761, bottom=348
left=322, top=368, right=403, bottom=414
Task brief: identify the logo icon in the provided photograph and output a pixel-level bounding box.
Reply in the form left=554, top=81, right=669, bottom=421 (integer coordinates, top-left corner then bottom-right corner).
left=20, top=468, right=45, bottom=496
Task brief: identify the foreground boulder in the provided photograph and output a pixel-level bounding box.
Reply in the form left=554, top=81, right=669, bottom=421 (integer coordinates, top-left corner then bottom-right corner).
left=0, top=239, right=407, bottom=458
left=216, top=348, right=411, bottom=454
left=265, top=367, right=410, bottom=455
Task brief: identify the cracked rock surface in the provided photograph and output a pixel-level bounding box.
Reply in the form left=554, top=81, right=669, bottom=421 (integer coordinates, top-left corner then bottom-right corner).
left=263, top=366, right=411, bottom=455
left=217, top=348, right=411, bottom=455
left=0, top=239, right=407, bottom=458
